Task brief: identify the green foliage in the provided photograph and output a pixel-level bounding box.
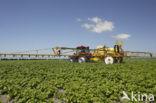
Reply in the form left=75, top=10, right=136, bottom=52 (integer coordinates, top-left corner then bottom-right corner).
left=0, top=59, right=156, bottom=102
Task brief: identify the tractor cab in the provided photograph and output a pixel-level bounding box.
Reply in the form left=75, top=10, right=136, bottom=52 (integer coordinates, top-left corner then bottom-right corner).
left=77, top=46, right=89, bottom=53
left=75, top=46, right=92, bottom=55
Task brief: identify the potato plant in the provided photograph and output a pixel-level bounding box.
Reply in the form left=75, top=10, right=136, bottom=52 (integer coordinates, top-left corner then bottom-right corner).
left=0, top=59, right=156, bottom=103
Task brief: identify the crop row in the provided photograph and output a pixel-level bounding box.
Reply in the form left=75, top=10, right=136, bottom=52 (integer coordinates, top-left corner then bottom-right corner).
left=0, top=59, right=156, bottom=103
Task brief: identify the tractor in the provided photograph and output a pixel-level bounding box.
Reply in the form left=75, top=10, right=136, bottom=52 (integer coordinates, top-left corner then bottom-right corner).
left=68, top=40, right=124, bottom=64
left=69, top=46, right=92, bottom=63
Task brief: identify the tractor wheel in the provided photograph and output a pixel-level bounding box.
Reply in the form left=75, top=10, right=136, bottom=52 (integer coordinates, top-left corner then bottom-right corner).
left=116, top=57, right=123, bottom=63
left=104, top=57, right=115, bottom=64
left=118, top=57, right=123, bottom=63
left=78, top=57, right=87, bottom=63
left=69, top=57, right=76, bottom=63
left=69, top=58, right=74, bottom=62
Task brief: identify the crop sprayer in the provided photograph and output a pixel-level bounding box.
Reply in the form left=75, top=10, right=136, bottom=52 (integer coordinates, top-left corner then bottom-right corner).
left=0, top=40, right=155, bottom=64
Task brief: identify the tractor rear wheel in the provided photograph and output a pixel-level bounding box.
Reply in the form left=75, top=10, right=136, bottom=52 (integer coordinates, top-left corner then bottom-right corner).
left=118, top=57, right=123, bottom=63
left=78, top=57, right=87, bottom=63
left=104, top=57, right=115, bottom=64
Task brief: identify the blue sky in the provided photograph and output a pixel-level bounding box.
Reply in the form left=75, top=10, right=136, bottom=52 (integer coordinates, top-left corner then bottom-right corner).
left=0, top=0, right=156, bottom=53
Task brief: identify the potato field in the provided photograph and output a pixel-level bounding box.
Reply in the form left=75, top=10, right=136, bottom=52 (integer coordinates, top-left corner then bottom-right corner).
left=0, top=59, right=156, bottom=103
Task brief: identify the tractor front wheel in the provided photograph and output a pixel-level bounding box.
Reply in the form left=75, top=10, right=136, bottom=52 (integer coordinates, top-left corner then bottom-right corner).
left=69, top=58, right=74, bottom=62
left=69, top=57, right=76, bottom=63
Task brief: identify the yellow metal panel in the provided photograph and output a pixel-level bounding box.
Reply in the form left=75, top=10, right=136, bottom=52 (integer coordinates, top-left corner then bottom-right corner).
left=91, top=57, right=100, bottom=61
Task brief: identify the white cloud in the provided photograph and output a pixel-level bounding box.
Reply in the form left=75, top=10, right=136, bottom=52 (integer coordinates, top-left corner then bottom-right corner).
left=82, top=24, right=94, bottom=29
left=91, top=21, right=114, bottom=33
left=82, top=17, right=114, bottom=33
left=112, top=34, right=131, bottom=39
left=88, top=17, right=102, bottom=23
left=76, top=18, right=82, bottom=22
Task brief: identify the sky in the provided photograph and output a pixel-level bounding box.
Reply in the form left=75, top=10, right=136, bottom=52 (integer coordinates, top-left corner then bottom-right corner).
left=0, top=0, right=156, bottom=53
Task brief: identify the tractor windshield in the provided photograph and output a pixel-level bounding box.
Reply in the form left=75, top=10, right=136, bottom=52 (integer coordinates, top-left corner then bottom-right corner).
left=76, top=47, right=89, bottom=53
left=80, top=49, right=89, bottom=53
